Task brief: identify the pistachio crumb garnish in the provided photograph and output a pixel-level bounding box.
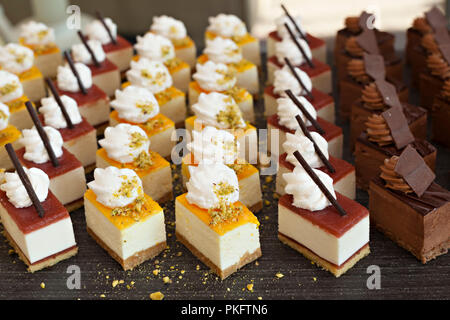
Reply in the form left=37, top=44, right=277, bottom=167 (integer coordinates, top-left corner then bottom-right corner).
left=133, top=151, right=153, bottom=170
left=136, top=101, right=155, bottom=115
left=227, top=163, right=248, bottom=176
left=216, top=102, right=243, bottom=129
left=165, top=57, right=181, bottom=70
left=143, top=118, right=164, bottom=131
left=0, top=110, right=7, bottom=120
left=216, top=68, right=235, bottom=86
left=129, top=132, right=147, bottom=150
left=141, top=70, right=167, bottom=86
left=224, top=86, right=244, bottom=103
left=0, top=83, right=19, bottom=97
left=208, top=182, right=242, bottom=226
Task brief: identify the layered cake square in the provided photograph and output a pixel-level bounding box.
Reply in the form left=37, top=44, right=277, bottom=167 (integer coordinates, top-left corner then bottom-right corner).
left=85, top=167, right=167, bottom=270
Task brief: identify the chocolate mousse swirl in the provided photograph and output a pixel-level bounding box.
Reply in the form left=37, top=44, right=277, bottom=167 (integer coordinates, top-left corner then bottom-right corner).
left=345, top=37, right=364, bottom=57
left=412, top=17, right=432, bottom=35
left=426, top=53, right=450, bottom=80
left=345, top=17, right=361, bottom=34
left=441, top=79, right=450, bottom=101
left=347, top=59, right=369, bottom=83
left=380, top=156, right=413, bottom=194
left=420, top=33, right=439, bottom=54
left=365, top=114, right=393, bottom=146
left=362, top=82, right=385, bottom=110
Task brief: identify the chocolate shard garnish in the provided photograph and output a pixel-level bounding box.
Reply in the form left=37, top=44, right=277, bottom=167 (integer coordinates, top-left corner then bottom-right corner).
left=45, top=78, right=74, bottom=129
left=284, top=22, right=315, bottom=68
left=363, top=52, right=385, bottom=80
left=381, top=106, right=415, bottom=149
left=425, top=6, right=447, bottom=31
left=25, top=101, right=59, bottom=167
left=293, top=150, right=346, bottom=216
left=438, top=43, right=450, bottom=65
left=77, top=30, right=100, bottom=67
left=285, top=89, right=324, bottom=134
left=4, top=143, right=45, bottom=218
left=374, top=79, right=402, bottom=109
left=283, top=57, right=314, bottom=100
left=434, top=28, right=450, bottom=46
left=295, top=114, right=335, bottom=173
left=359, top=11, right=375, bottom=30
left=96, top=11, right=117, bottom=45
left=64, top=50, right=87, bottom=95
left=394, top=145, right=435, bottom=197
left=356, top=29, right=380, bottom=54
left=280, top=4, right=309, bottom=43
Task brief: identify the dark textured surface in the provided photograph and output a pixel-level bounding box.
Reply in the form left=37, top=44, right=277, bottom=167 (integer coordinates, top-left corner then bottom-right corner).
left=0, top=45, right=449, bottom=300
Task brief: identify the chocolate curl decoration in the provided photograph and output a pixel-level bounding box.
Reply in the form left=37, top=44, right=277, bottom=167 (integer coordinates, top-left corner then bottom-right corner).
left=284, top=57, right=314, bottom=100
left=5, top=143, right=45, bottom=218
left=25, top=101, right=59, bottom=167
left=293, top=150, right=346, bottom=216
left=285, top=89, right=324, bottom=134
left=96, top=11, right=117, bottom=45
left=284, top=22, right=314, bottom=68
left=45, top=78, right=74, bottom=129
left=295, top=114, right=335, bottom=173
left=77, top=30, right=100, bottom=67
left=64, top=50, right=87, bottom=95
left=280, top=4, right=309, bottom=43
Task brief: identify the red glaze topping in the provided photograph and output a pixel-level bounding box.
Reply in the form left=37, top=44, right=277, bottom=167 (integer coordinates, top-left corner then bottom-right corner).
left=86, top=58, right=119, bottom=76
left=268, top=56, right=330, bottom=77
left=55, top=83, right=108, bottom=107
left=16, top=147, right=82, bottom=179
left=268, top=31, right=325, bottom=50
left=0, top=189, right=69, bottom=234
left=279, top=153, right=355, bottom=183
left=38, top=114, right=95, bottom=142
left=267, top=114, right=343, bottom=141
left=279, top=193, right=368, bottom=237
left=101, top=35, right=132, bottom=53
left=265, top=85, right=333, bottom=110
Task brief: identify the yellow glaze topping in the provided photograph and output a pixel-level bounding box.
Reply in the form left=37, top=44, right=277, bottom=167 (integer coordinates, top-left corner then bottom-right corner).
left=185, top=115, right=255, bottom=140
left=205, top=30, right=256, bottom=46
left=177, top=193, right=259, bottom=236
left=0, top=125, right=21, bottom=146
left=197, top=54, right=254, bottom=73
left=110, top=111, right=174, bottom=138
left=5, top=95, right=30, bottom=113
left=85, top=189, right=162, bottom=230
left=97, top=148, right=169, bottom=177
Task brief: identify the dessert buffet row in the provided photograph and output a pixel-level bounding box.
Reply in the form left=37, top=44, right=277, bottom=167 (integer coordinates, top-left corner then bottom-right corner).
left=0, top=6, right=448, bottom=282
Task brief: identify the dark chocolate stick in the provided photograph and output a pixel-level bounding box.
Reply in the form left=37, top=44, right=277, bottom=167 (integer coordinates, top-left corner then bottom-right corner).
left=281, top=4, right=309, bottom=43
left=45, top=78, right=74, bottom=129
left=295, top=114, right=335, bottom=173
left=284, top=22, right=314, bottom=68
left=64, top=50, right=87, bottom=95
left=95, top=11, right=117, bottom=45
left=77, top=31, right=100, bottom=67
left=25, top=101, right=59, bottom=167
left=5, top=143, right=45, bottom=218
left=293, top=150, right=346, bottom=216
left=284, top=57, right=314, bottom=100
left=285, top=89, right=323, bottom=134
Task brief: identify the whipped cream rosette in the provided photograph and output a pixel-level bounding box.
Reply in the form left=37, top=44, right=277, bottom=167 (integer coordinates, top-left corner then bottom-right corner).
left=85, top=18, right=117, bottom=45
left=207, top=14, right=247, bottom=38
left=39, top=95, right=83, bottom=129
left=72, top=39, right=106, bottom=65
left=191, top=92, right=245, bottom=129
left=283, top=130, right=329, bottom=168
left=275, top=14, right=306, bottom=39
left=277, top=95, right=316, bottom=130
left=20, top=21, right=55, bottom=46
left=0, top=167, right=49, bottom=208
left=283, top=165, right=336, bottom=211
left=57, top=63, right=93, bottom=92
left=204, top=37, right=242, bottom=64
left=135, top=33, right=175, bottom=63
left=188, top=126, right=239, bottom=165
left=126, top=58, right=172, bottom=93
left=193, top=60, right=236, bottom=92
left=0, top=43, right=34, bottom=74
left=273, top=65, right=312, bottom=97
left=20, top=126, right=64, bottom=164
left=0, top=70, right=23, bottom=103
left=275, top=37, right=311, bottom=66
left=150, top=15, right=187, bottom=40
left=111, top=85, right=160, bottom=123
left=186, top=162, right=239, bottom=210
left=88, top=166, right=143, bottom=208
